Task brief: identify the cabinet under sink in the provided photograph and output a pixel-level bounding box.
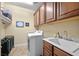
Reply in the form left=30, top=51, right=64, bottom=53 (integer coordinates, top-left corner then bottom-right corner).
left=43, top=40, right=72, bottom=56
left=43, top=37, right=79, bottom=56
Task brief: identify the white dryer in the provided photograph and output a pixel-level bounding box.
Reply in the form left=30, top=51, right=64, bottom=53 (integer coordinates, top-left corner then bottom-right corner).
left=27, top=30, right=43, bottom=56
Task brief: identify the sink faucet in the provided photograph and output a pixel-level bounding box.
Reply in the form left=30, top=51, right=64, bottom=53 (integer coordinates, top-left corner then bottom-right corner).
left=63, top=31, right=73, bottom=41
left=55, top=32, right=62, bottom=38
left=63, top=31, right=68, bottom=39
left=63, top=31, right=69, bottom=40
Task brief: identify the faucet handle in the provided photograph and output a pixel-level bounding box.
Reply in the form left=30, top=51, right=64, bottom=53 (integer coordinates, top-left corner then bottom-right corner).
left=55, top=32, right=62, bottom=38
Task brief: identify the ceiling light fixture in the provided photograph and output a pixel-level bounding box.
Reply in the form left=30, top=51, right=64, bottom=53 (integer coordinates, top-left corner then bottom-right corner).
left=22, top=2, right=33, bottom=5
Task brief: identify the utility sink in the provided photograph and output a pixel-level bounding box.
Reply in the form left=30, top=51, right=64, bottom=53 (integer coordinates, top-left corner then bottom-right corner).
left=44, top=37, right=79, bottom=55
left=73, top=47, right=79, bottom=53
left=46, top=37, right=79, bottom=54
left=72, top=47, right=79, bottom=56
left=49, top=39, right=61, bottom=45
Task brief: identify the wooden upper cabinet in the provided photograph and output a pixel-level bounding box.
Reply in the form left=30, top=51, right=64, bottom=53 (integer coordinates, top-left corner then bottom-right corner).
left=34, top=13, right=37, bottom=26
left=57, top=2, right=79, bottom=20
left=0, top=2, right=1, bottom=10
left=36, top=10, right=40, bottom=26
left=34, top=2, right=79, bottom=26
left=46, top=2, right=56, bottom=22
left=39, top=3, right=45, bottom=25
left=34, top=10, right=40, bottom=26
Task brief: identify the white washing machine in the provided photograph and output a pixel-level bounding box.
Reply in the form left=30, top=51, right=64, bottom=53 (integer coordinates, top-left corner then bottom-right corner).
left=27, top=30, right=43, bottom=56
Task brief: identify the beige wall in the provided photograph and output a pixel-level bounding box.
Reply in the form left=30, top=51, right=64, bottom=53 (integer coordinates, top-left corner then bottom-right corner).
left=0, top=2, right=5, bottom=40
left=4, top=3, right=35, bottom=46
left=0, top=20, right=6, bottom=56
left=39, top=16, right=79, bottom=43
left=0, top=20, right=5, bottom=40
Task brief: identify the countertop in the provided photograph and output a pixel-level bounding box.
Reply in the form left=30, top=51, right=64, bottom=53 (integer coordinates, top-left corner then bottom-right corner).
left=43, top=37, right=79, bottom=56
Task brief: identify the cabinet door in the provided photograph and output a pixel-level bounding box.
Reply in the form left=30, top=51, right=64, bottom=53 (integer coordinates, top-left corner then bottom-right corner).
left=46, top=2, right=56, bottom=22
left=34, top=10, right=40, bottom=26
left=43, top=49, right=52, bottom=56
left=36, top=10, right=40, bottom=26
left=54, top=46, right=72, bottom=56
left=43, top=40, right=53, bottom=56
left=57, top=2, right=79, bottom=20
left=34, top=13, right=37, bottom=26
left=0, top=46, right=1, bottom=56
left=40, top=3, right=45, bottom=25
left=0, top=2, right=1, bottom=10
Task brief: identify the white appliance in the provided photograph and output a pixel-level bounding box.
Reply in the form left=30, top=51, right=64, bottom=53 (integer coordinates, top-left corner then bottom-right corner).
left=27, top=30, right=43, bottom=56
left=0, top=10, right=12, bottom=24
left=0, top=13, right=11, bottom=24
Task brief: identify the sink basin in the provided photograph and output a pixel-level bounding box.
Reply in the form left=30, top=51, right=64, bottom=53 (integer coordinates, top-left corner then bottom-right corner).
left=44, top=37, right=79, bottom=55
left=73, top=47, right=79, bottom=53
left=72, top=47, right=79, bottom=55
left=49, top=39, right=60, bottom=45
left=48, top=38, right=79, bottom=53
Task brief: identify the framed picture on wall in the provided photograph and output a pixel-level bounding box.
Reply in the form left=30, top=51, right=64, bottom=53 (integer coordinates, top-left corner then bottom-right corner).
left=25, top=22, right=29, bottom=27
left=16, top=21, right=24, bottom=27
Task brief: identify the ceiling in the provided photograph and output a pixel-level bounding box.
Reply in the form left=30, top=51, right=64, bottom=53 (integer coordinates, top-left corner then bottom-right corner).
left=6, top=2, right=43, bottom=11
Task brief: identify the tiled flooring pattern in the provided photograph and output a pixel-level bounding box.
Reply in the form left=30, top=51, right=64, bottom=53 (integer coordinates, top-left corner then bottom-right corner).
left=9, top=46, right=27, bottom=56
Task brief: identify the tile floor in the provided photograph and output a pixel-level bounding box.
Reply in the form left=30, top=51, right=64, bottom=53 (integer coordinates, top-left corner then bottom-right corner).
left=9, top=46, right=28, bottom=56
